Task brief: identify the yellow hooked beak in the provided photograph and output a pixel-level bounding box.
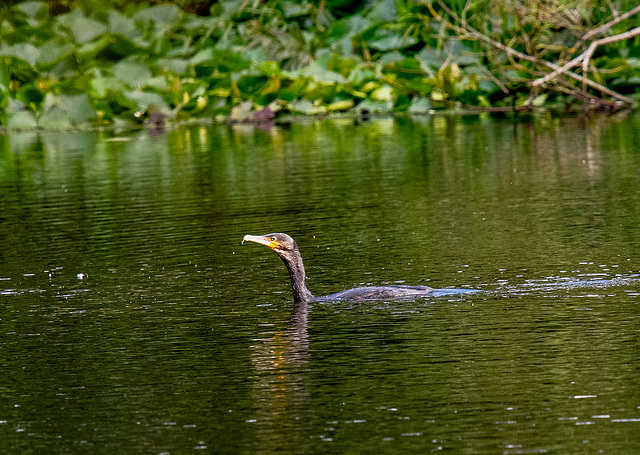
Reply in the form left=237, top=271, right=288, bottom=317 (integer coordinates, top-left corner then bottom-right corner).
left=242, top=234, right=279, bottom=249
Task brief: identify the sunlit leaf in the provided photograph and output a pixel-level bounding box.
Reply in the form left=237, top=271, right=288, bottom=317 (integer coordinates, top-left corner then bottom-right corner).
left=368, top=0, right=398, bottom=22
left=70, top=17, right=107, bottom=44
left=370, top=85, right=393, bottom=101
left=356, top=98, right=392, bottom=112
left=368, top=29, right=417, bottom=51
left=7, top=109, right=38, bottom=129
left=287, top=99, right=315, bottom=114
left=477, top=95, right=491, bottom=107
left=108, top=10, right=140, bottom=40
left=379, top=51, right=405, bottom=64
left=532, top=93, right=548, bottom=106
left=156, top=58, right=189, bottom=75
left=124, top=90, right=170, bottom=113
left=443, top=41, right=479, bottom=65
left=281, top=1, right=312, bottom=19
left=5, top=98, right=36, bottom=129
left=416, top=47, right=445, bottom=69
left=229, top=100, right=253, bottom=121
left=36, top=41, right=75, bottom=68
left=12, top=1, right=49, bottom=28
left=13, top=1, right=48, bottom=18
left=113, top=61, right=153, bottom=87
left=0, top=43, right=39, bottom=68
left=408, top=96, right=431, bottom=113
left=327, top=99, right=354, bottom=112
left=298, top=63, right=345, bottom=83
left=38, top=93, right=95, bottom=127
left=134, top=5, right=182, bottom=34
left=328, top=15, right=373, bottom=47
left=90, top=78, right=119, bottom=98
left=431, top=90, right=445, bottom=101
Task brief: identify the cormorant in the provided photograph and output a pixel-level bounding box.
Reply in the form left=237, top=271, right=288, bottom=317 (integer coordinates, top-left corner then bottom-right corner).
left=242, top=233, right=472, bottom=302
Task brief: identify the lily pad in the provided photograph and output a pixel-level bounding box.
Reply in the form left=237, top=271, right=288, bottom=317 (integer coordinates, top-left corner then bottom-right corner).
left=70, top=17, right=108, bottom=44
left=38, top=93, right=95, bottom=128
left=0, top=43, right=39, bottom=68
left=36, top=41, right=75, bottom=68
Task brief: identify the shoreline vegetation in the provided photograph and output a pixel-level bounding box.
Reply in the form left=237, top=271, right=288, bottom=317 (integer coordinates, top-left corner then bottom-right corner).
left=2, top=0, right=640, bottom=130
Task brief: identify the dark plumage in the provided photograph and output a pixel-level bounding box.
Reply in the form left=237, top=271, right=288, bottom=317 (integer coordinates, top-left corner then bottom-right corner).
left=242, top=233, right=471, bottom=303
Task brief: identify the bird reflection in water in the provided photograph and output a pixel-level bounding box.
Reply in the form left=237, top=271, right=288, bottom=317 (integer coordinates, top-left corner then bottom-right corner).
left=248, top=301, right=312, bottom=449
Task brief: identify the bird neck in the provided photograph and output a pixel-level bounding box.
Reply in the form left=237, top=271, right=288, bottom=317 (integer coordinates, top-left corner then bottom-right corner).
left=280, top=249, right=314, bottom=303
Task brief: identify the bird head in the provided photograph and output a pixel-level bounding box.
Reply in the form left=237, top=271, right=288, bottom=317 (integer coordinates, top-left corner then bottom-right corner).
left=242, top=233, right=298, bottom=255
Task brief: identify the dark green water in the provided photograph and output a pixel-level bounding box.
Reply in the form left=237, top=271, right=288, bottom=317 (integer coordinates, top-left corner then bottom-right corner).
left=1, top=113, right=640, bottom=453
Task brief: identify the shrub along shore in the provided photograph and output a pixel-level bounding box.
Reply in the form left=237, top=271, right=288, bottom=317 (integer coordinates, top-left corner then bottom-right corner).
left=2, top=0, right=640, bottom=130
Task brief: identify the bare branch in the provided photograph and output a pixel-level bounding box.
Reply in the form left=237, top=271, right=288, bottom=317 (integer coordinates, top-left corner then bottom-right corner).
left=430, top=0, right=634, bottom=105
left=581, top=26, right=640, bottom=73
left=532, top=26, right=640, bottom=87
left=581, top=4, right=640, bottom=42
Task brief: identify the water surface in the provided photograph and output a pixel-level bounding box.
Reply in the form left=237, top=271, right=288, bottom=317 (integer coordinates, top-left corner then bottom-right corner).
left=1, top=113, right=640, bottom=453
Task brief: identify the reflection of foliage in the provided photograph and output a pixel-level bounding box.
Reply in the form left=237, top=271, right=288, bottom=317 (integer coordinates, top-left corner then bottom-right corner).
left=1, top=0, right=640, bottom=129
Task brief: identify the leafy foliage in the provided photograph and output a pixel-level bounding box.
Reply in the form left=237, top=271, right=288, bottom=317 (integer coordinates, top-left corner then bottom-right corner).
left=1, top=0, right=640, bottom=129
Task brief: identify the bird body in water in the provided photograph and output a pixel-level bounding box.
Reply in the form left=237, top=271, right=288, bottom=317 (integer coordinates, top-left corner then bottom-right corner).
left=242, top=233, right=472, bottom=303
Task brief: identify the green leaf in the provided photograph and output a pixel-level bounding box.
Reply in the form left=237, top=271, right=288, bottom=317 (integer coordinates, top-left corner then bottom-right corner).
left=287, top=99, right=315, bottom=114
left=90, top=77, right=125, bottom=99
left=370, top=85, right=393, bottom=101
left=477, top=95, right=491, bottom=107
left=134, top=5, right=181, bottom=34
left=356, top=99, right=392, bottom=113
left=416, top=47, right=445, bottom=69
left=5, top=98, right=37, bottom=129
left=368, top=29, right=418, bottom=51
left=368, top=0, right=398, bottom=22
left=257, top=92, right=278, bottom=106
left=156, top=58, right=189, bottom=75
left=0, top=61, right=10, bottom=104
left=108, top=10, right=140, bottom=40
left=281, top=1, right=312, bottom=19
left=298, top=63, right=345, bottom=83
left=236, top=75, right=269, bottom=97
left=16, top=83, right=42, bottom=107
left=256, top=61, right=282, bottom=77
left=532, top=93, right=548, bottom=107
left=124, top=90, right=170, bottom=113
left=348, top=68, right=377, bottom=85
left=393, top=93, right=411, bottom=111
left=193, top=49, right=251, bottom=74
left=38, top=93, right=95, bottom=128
left=13, top=1, right=49, bottom=27
left=329, top=15, right=373, bottom=41
left=70, top=17, right=108, bottom=44
left=229, top=100, right=253, bottom=121
left=13, top=1, right=48, bottom=18
left=0, top=43, right=39, bottom=68
left=379, top=51, right=405, bottom=64
left=36, top=41, right=75, bottom=68
left=48, top=54, right=80, bottom=78
left=327, top=99, right=354, bottom=112
left=7, top=109, right=38, bottom=129
left=76, top=34, right=112, bottom=58
left=113, top=61, right=153, bottom=87
left=408, top=96, right=431, bottom=113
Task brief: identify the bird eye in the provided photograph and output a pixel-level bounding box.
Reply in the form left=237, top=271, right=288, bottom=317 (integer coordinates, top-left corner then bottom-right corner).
left=270, top=236, right=277, bottom=242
